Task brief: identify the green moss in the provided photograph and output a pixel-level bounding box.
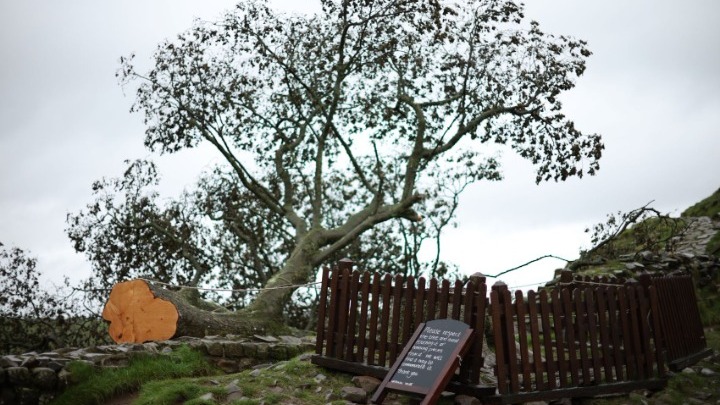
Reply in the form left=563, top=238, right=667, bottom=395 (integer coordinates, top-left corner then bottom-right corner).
left=51, top=345, right=218, bottom=405
left=682, top=187, right=720, bottom=218
left=133, top=379, right=211, bottom=405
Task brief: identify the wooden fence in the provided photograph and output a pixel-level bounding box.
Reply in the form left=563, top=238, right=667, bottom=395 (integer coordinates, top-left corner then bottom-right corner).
left=311, top=262, right=492, bottom=397
left=488, top=281, right=666, bottom=403
left=651, top=275, right=710, bottom=369
left=313, top=263, right=709, bottom=403
left=558, top=271, right=711, bottom=371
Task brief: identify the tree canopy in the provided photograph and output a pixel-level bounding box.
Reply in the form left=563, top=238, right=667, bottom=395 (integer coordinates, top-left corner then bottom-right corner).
left=68, top=0, right=602, bottom=325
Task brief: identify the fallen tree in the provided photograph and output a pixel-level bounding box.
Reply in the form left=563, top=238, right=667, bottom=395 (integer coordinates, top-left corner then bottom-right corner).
left=102, top=279, right=286, bottom=343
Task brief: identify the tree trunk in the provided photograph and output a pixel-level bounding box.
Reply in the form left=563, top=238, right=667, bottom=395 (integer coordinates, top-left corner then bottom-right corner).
left=244, top=246, right=316, bottom=318
left=102, top=279, right=285, bottom=343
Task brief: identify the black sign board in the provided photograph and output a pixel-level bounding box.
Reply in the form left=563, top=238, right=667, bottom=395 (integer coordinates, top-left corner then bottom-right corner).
left=371, top=319, right=473, bottom=405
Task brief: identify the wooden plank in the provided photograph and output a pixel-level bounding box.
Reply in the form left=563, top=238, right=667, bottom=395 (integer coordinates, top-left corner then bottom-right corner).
left=502, top=288, right=520, bottom=393
left=335, top=267, right=351, bottom=360
left=326, top=267, right=340, bottom=357
left=655, top=278, right=679, bottom=361
left=637, top=287, right=654, bottom=378
left=490, top=288, right=508, bottom=394
left=315, top=266, right=330, bottom=355
left=452, top=280, right=463, bottom=320
left=527, top=291, right=544, bottom=391
left=681, top=276, right=706, bottom=355
left=562, top=288, right=579, bottom=386
left=439, top=279, right=450, bottom=319
left=551, top=289, right=568, bottom=388
left=389, top=274, right=404, bottom=363
left=574, top=288, right=590, bottom=385
left=686, top=277, right=707, bottom=354
left=648, top=285, right=666, bottom=377
left=345, top=270, right=361, bottom=361
left=515, top=290, right=532, bottom=392
left=539, top=290, right=556, bottom=390
left=586, top=287, right=602, bottom=384
left=617, top=287, right=635, bottom=380
left=367, top=272, right=382, bottom=365
left=401, top=275, right=416, bottom=346
left=595, top=286, right=614, bottom=383
left=379, top=274, right=393, bottom=366
left=356, top=271, right=372, bottom=364
left=459, top=280, right=476, bottom=383
left=470, top=283, right=487, bottom=384
left=607, top=286, right=624, bottom=381
left=427, top=278, right=438, bottom=321
left=627, top=286, right=645, bottom=379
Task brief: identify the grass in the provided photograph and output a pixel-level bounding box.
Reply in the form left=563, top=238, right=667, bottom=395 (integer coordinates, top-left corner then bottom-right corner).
left=682, top=187, right=720, bottom=218
left=51, top=345, right=218, bottom=405
left=53, top=351, right=459, bottom=405
left=132, top=356, right=361, bottom=405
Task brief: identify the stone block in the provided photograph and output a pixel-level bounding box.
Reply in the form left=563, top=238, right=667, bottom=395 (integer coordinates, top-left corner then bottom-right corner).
left=57, top=369, right=73, bottom=389
left=32, top=368, right=58, bottom=391
left=341, top=386, right=367, bottom=403
left=351, top=375, right=380, bottom=393
left=216, top=359, right=239, bottom=374
left=241, top=342, right=257, bottom=357
left=284, top=345, right=299, bottom=359
left=205, top=341, right=224, bottom=357
left=223, top=341, right=244, bottom=358
left=0, top=355, right=21, bottom=368
left=6, top=367, right=31, bottom=386
left=269, top=345, right=287, bottom=360
left=255, top=343, right=269, bottom=360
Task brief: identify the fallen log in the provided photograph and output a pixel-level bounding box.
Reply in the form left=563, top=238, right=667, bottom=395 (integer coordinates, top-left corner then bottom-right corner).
left=102, top=279, right=277, bottom=343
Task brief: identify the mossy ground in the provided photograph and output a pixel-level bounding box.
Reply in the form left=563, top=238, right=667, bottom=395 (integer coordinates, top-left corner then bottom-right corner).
left=52, top=350, right=457, bottom=405
left=51, top=345, right=218, bottom=405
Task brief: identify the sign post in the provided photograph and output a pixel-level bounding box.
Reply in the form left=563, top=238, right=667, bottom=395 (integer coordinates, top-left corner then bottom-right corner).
left=371, top=318, right=474, bottom=404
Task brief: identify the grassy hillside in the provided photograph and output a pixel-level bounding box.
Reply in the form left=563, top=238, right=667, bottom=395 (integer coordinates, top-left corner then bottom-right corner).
left=682, top=187, right=720, bottom=218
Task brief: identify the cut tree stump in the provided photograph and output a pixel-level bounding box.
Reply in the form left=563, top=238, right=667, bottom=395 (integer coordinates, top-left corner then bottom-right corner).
left=102, top=279, right=179, bottom=343
left=102, top=279, right=278, bottom=343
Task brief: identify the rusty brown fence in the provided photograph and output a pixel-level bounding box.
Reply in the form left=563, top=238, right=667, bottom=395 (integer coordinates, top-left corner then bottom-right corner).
left=646, top=274, right=710, bottom=369
left=488, top=281, right=666, bottom=403
left=559, top=272, right=711, bottom=371
left=311, top=263, right=491, bottom=397
left=313, top=263, right=710, bottom=403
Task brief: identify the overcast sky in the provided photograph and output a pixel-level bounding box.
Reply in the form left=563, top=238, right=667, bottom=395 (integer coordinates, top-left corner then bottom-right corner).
left=1, top=0, right=718, bottom=291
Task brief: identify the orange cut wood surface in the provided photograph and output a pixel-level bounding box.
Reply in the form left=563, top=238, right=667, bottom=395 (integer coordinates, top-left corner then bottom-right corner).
left=102, top=279, right=179, bottom=343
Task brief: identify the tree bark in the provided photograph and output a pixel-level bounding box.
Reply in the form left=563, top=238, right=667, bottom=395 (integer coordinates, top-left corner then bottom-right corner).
left=102, top=279, right=285, bottom=343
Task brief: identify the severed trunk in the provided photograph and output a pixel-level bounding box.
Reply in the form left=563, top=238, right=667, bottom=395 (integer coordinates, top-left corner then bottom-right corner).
left=101, top=279, right=284, bottom=343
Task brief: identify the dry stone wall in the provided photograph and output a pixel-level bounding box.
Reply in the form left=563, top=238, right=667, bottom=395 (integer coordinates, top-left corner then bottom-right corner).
left=0, top=334, right=314, bottom=405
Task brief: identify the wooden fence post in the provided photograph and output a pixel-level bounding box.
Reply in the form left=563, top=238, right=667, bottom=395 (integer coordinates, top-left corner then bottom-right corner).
left=338, top=258, right=354, bottom=272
